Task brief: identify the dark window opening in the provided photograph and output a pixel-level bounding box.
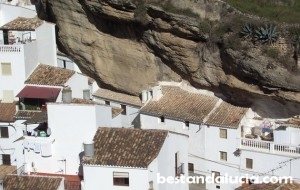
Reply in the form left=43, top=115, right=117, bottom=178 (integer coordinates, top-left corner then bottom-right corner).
left=113, top=172, right=129, bottom=186
left=246, top=158, right=253, bottom=169
left=121, top=105, right=126, bottom=115
left=188, top=163, right=194, bottom=172
left=160, top=116, right=165, bottom=123
left=0, top=127, right=9, bottom=138
left=185, top=121, right=189, bottom=127
left=105, top=101, right=110, bottom=105
left=2, top=154, right=11, bottom=165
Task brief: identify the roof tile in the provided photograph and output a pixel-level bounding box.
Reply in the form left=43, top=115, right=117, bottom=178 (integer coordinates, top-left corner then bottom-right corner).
left=93, top=88, right=142, bottom=107
left=0, top=17, right=43, bottom=30
left=140, top=86, right=218, bottom=123
left=0, top=103, right=16, bottom=122
left=205, top=101, right=248, bottom=129
left=25, top=64, right=75, bottom=86
left=83, top=128, right=168, bottom=168
left=3, top=175, right=63, bottom=190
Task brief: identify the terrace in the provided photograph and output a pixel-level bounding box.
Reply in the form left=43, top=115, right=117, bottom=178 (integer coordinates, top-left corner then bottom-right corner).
left=240, top=118, right=300, bottom=156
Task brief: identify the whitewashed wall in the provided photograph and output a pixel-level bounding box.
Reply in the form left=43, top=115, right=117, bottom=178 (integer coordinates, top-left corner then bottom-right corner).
left=82, top=165, right=149, bottom=190
left=24, top=41, right=38, bottom=77
left=65, top=73, right=89, bottom=99
left=0, top=46, right=26, bottom=101
left=24, top=103, right=110, bottom=175
left=94, top=98, right=140, bottom=128
left=35, top=22, right=57, bottom=66
left=155, top=132, right=189, bottom=190
left=0, top=120, right=25, bottom=169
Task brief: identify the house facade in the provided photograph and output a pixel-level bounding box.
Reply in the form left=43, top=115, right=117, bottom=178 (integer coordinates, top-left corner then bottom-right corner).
left=82, top=127, right=189, bottom=190
left=93, top=88, right=142, bottom=128
left=0, top=103, right=25, bottom=170
left=140, top=82, right=300, bottom=190
left=23, top=99, right=122, bottom=176
left=0, top=17, right=57, bottom=102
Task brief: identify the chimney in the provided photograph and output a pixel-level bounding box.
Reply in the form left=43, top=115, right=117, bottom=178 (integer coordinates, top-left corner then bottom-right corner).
left=62, top=87, right=72, bottom=103
left=83, top=89, right=91, bottom=100
left=83, top=141, right=94, bottom=157
left=141, top=90, right=148, bottom=103
left=152, top=86, right=162, bottom=101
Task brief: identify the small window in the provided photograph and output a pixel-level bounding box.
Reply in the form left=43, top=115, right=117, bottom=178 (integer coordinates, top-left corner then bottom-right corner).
left=113, top=172, right=129, bottom=186
left=160, top=116, right=165, bottom=123
left=2, top=154, right=11, bottom=165
left=1, top=63, right=12, bottom=76
left=0, top=127, right=9, bottom=138
left=246, top=158, right=253, bottom=169
left=121, top=104, right=126, bottom=115
left=220, top=151, right=227, bottom=161
left=219, top=129, right=227, bottom=139
left=188, top=163, right=194, bottom=172
left=212, top=171, right=220, bottom=183
left=185, top=121, right=189, bottom=127
left=105, top=100, right=110, bottom=105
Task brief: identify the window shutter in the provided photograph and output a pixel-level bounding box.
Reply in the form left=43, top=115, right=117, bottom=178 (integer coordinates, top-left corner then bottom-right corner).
left=113, top=172, right=129, bottom=178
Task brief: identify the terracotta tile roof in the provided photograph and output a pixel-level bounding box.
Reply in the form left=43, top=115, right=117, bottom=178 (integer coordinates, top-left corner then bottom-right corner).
left=280, top=117, right=300, bottom=128
left=140, top=86, right=218, bottom=123
left=71, top=98, right=97, bottom=105
left=25, top=64, right=75, bottom=86
left=0, top=17, right=43, bottom=30
left=15, top=110, right=41, bottom=120
left=14, top=110, right=47, bottom=124
left=83, top=128, right=168, bottom=168
left=3, top=175, right=63, bottom=190
left=235, top=182, right=300, bottom=190
left=0, top=165, right=16, bottom=180
left=205, top=101, right=248, bottom=128
left=0, top=103, right=16, bottom=122
left=93, top=88, right=142, bottom=107
left=25, top=111, right=47, bottom=124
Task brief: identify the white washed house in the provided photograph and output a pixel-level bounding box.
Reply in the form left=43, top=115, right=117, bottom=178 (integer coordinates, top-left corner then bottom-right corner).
left=22, top=97, right=123, bottom=176
left=0, top=103, right=24, bottom=169
left=82, top=127, right=189, bottom=190
left=140, top=83, right=300, bottom=190
left=93, top=88, right=142, bottom=128
left=0, top=17, right=56, bottom=102
left=15, top=64, right=90, bottom=109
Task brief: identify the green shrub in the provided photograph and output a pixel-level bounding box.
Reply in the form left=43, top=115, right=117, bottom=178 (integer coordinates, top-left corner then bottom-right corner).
left=263, top=47, right=280, bottom=59
left=198, top=20, right=212, bottom=33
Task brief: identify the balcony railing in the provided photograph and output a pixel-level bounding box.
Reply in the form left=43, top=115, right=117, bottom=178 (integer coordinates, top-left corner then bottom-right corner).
left=176, top=163, right=184, bottom=176
left=0, top=45, right=23, bottom=53
left=240, top=138, right=300, bottom=155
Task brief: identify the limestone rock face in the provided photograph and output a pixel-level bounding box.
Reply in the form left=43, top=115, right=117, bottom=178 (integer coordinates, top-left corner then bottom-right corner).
left=35, top=0, right=300, bottom=115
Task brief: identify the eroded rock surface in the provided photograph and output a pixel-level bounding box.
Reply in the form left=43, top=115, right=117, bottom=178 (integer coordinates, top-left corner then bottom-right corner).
left=34, top=0, right=300, bottom=116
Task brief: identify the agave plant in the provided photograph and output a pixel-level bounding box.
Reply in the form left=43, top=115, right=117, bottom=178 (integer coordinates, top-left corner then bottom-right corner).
left=240, top=23, right=254, bottom=39
left=254, top=24, right=279, bottom=44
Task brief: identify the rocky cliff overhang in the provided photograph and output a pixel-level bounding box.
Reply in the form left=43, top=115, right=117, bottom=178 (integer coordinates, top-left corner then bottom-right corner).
left=35, top=0, right=300, bottom=117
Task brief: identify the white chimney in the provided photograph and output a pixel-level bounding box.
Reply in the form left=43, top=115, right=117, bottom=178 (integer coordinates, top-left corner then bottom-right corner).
left=152, top=86, right=162, bottom=101
left=83, top=89, right=90, bottom=100
left=141, top=90, right=148, bottom=103
left=62, top=87, right=72, bottom=103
